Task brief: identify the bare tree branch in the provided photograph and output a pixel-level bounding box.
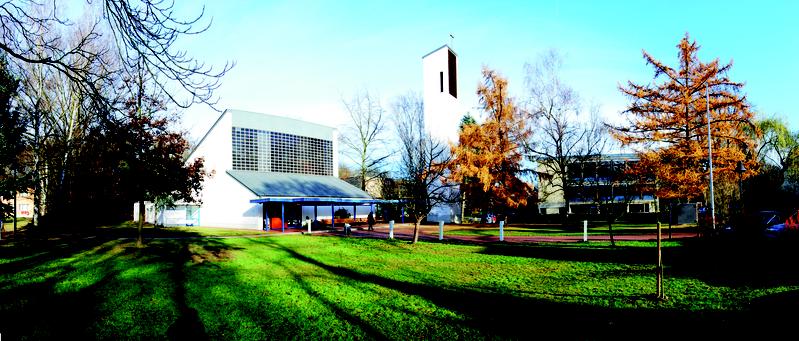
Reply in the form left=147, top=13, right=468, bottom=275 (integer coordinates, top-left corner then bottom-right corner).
left=392, top=92, right=456, bottom=243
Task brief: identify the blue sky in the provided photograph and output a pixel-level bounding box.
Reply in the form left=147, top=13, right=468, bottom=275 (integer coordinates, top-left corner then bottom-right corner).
left=176, top=0, right=798, bottom=144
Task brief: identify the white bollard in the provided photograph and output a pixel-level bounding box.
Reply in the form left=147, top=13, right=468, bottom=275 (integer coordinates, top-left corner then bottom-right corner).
left=307, top=218, right=311, bottom=233
left=583, top=220, right=588, bottom=242
left=389, top=220, right=394, bottom=239
left=439, top=221, right=444, bottom=240
left=499, top=221, right=505, bottom=241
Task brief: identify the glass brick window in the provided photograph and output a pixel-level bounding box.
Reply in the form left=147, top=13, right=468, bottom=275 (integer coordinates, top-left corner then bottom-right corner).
left=232, top=127, right=332, bottom=175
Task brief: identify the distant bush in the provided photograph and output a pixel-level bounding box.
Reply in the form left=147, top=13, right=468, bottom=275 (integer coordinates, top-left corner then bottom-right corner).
left=334, top=208, right=351, bottom=219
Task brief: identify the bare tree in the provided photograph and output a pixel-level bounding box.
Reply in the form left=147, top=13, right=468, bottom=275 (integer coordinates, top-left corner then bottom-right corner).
left=340, top=90, right=388, bottom=192
left=525, top=50, right=605, bottom=222
left=100, top=0, right=233, bottom=108
left=0, top=0, right=233, bottom=110
left=13, top=12, right=118, bottom=226
left=392, top=92, right=456, bottom=244
left=0, top=1, right=228, bottom=228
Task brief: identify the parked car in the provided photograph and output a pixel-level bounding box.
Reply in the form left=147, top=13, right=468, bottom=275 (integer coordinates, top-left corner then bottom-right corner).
left=722, top=210, right=783, bottom=238
left=764, top=209, right=799, bottom=239
left=764, top=223, right=787, bottom=238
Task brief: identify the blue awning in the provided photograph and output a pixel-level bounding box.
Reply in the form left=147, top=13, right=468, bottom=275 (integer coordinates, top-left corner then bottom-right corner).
left=249, top=197, right=399, bottom=204
left=228, top=170, right=372, bottom=197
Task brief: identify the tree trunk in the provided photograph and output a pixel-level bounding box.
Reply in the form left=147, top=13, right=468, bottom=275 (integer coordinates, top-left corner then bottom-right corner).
left=32, top=111, right=41, bottom=227
left=668, top=201, right=673, bottom=240
left=412, top=219, right=421, bottom=244
left=607, top=219, right=615, bottom=247
left=137, top=200, right=145, bottom=247
left=461, top=190, right=466, bottom=225
left=12, top=192, right=17, bottom=236
left=655, top=197, right=664, bottom=300
left=361, top=166, right=366, bottom=191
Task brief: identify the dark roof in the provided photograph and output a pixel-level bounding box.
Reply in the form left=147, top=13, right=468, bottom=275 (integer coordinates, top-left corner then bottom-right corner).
left=227, top=170, right=373, bottom=199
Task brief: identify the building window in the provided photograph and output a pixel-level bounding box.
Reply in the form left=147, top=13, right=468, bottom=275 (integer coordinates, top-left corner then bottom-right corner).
left=439, top=71, right=443, bottom=93
left=232, top=127, right=333, bottom=176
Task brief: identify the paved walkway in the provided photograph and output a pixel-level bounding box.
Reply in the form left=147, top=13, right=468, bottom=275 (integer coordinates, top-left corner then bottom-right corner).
left=321, top=223, right=697, bottom=244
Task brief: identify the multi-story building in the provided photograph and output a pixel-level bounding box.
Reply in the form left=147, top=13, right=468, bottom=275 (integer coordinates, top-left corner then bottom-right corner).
left=537, top=153, right=656, bottom=215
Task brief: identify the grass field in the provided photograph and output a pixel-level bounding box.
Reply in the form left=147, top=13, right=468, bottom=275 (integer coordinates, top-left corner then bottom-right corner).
left=1, top=227, right=797, bottom=339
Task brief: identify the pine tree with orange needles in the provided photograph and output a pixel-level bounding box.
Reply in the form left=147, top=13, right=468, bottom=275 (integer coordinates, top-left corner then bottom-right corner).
left=450, top=67, right=533, bottom=214
left=608, top=33, right=757, bottom=202
left=610, top=33, right=758, bottom=300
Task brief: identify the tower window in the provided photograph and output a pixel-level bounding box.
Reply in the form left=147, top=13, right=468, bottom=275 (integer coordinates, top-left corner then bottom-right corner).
left=439, top=72, right=443, bottom=93
left=448, top=49, right=457, bottom=98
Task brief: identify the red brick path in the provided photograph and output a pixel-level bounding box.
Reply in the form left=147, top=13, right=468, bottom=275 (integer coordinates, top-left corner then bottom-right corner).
left=321, top=223, right=696, bottom=243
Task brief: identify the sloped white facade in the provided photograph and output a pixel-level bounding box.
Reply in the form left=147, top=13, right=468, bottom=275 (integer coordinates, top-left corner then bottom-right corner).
left=183, top=111, right=264, bottom=228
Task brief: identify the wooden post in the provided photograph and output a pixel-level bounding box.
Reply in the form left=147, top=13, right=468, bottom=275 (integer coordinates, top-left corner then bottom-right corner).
left=655, top=196, right=664, bottom=299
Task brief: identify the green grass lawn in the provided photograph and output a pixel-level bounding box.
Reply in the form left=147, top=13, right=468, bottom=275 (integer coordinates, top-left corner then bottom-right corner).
left=1, top=228, right=797, bottom=339
left=94, top=222, right=271, bottom=238
left=1, top=217, right=29, bottom=233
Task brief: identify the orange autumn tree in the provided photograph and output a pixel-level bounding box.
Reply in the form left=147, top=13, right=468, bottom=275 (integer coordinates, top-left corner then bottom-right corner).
left=609, top=33, right=757, bottom=202
left=450, top=67, right=533, bottom=213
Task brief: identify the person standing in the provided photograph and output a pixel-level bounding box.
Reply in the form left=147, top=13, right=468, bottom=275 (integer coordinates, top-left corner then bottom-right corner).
left=367, top=211, right=376, bottom=231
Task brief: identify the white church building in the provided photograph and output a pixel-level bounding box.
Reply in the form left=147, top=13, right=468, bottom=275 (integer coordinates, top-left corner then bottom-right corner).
left=135, top=109, right=381, bottom=230
left=135, top=44, right=465, bottom=228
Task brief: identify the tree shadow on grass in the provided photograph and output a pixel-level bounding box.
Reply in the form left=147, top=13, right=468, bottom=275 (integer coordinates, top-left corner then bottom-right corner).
left=478, top=242, right=656, bottom=265
left=666, top=238, right=799, bottom=288
left=118, top=238, right=244, bottom=340
left=0, top=239, right=125, bottom=339
left=0, top=228, right=241, bottom=340
left=736, top=288, right=799, bottom=339
left=251, top=237, right=775, bottom=340
left=477, top=238, right=799, bottom=289
left=0, top=235, right=118, bottom=275
left=271, top=259, right=390, bottom=339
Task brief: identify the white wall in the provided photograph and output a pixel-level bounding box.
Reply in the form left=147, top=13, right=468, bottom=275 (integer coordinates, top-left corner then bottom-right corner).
left=422, top=46, right=463, bottom=224
left=186, top=111, right=262, bottom=229
left=332, top=128, right=339, bottom=177
left=422, top=45, right=462, bottom=144
left=199, top=172, right=262, bottom=228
